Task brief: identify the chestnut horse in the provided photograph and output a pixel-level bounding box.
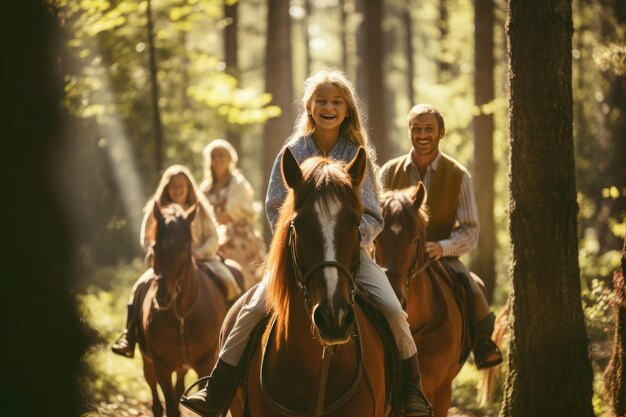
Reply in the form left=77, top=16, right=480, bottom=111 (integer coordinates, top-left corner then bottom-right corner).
left=137, top=203, right=228, bottom=417
left=230, top=148, right=396, bottom=417
left=373, top=184, right=467, bottom=417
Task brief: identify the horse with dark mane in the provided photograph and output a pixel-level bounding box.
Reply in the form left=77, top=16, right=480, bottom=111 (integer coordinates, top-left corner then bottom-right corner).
left=137, top=203, right=228, bottom=417
left=225, top=148, right=397, bottom=417
left=374, top=184, right=468, bottom=417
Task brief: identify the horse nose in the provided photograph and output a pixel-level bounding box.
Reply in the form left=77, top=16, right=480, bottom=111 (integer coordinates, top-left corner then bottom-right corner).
left=156, top=291, right=171, bottom=308
left=312, top=301, right=355, bottom=345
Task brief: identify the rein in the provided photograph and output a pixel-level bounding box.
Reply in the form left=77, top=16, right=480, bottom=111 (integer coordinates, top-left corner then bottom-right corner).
left=260, top=315, right=364, bottom=417
left=384, top=238, right=431, bottom=293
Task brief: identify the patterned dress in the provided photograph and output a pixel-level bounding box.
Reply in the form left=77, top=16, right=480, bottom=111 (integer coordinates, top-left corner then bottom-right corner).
left=204, top=172, right=267, bottom=289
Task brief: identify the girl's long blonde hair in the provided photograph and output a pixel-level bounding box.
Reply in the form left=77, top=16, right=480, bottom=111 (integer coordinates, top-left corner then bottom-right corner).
left=287, top=67, right=378, bottom=167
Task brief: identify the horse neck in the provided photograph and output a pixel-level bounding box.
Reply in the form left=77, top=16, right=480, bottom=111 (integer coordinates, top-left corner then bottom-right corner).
left=175, top=258, right=199, bottom=314
left=407, top=242, right=434, bottom=328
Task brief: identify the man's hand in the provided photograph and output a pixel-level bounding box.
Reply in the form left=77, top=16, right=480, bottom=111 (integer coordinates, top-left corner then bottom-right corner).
left=425, top=241, right=443, bottom=260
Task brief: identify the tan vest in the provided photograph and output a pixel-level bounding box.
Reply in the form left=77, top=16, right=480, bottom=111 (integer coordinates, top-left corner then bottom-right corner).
left=382, top=153, right=464, bottom=241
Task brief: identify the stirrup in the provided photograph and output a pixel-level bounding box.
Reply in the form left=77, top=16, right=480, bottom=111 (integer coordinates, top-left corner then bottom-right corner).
left=473, top=336, right=502, bottom=369
left=111, top=331, right=134, bottom=358
left=180, top=376, right=213, bottom=415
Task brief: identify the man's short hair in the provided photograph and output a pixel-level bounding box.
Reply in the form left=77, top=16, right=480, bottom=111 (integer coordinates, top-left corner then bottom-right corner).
left=407, top=103, right=445, bottom=131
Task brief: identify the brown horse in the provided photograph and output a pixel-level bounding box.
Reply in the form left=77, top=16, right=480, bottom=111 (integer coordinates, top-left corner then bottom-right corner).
left=229, top=148, right=395, bottom=417
left=373, top=184, right=466, bottom=417
left=137, top=203, right=228, bottom=417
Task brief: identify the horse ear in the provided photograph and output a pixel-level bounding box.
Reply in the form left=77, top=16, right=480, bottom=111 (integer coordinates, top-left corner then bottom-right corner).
left=410, top=182, right=427, bottom=211
left=185, top=203, right=198, bottom=224
left=153, top=201, right=164, bottom=223
left=281, top=147, right=303, bottom=190
left=346, top=147, right=367, bottom=187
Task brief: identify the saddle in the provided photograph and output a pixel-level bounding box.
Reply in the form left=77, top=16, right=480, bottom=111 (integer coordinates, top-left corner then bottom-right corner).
left=197, top=257, right=245, bottom=303
left=213, top=284, right=403, bottom=417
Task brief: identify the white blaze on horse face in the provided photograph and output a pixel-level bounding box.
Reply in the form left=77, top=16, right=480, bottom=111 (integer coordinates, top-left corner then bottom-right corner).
left=390, top=222, right=403, bottom=235
left=314, top=195, right=342, bottom=308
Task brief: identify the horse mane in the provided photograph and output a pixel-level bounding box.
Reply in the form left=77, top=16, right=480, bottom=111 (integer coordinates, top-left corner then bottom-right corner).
left=265, top=156, right=360, bottom=347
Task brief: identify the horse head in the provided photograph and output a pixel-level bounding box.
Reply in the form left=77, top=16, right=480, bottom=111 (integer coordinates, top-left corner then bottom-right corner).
left=268, top=147, right=367, bottom=346
left=374, top=183, right=428, bottom=310
left=151, top=202, right=197, bottom=310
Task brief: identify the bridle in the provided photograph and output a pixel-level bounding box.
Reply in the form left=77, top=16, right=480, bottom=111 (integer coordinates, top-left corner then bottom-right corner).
left=152, top=242, right=192, bottom=312
left=379, top=234, right=430, bottom=292
left=152, top=243, right=200, bottom=366
left=288, top=221, right=360, bottom=313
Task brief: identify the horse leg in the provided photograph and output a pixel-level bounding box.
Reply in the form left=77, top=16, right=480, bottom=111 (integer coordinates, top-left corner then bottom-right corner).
left=429, top=383, right=452, bottom=417
left=142, top=358, right=164, bottom=417
left=155, top=364, right=180, bottom=417
left=174, top=369, right=187, bottom=403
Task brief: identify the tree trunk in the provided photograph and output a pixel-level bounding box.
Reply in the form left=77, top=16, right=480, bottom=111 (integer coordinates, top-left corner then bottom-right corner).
left=2, top=2, right=89, bottom=416
left=339, top=0, right=348, bottom=71
left=147, top=0, right=164, bottom=174
left=502, top=0, right=595, bottom=415
left=262, top=0, right=293, bottom=242
left=356, top=0, right=388, bottom=163
left=471, top=0, right=496, bottom=303
left=438, top=0, right=451, bottom=82
left=304, top=0, right=312, bottom=75
left=224, top=0, right=241, bottom=153
left=603, top=230, right=626, bottom=417
left=404, top=3, right=416, bottom=106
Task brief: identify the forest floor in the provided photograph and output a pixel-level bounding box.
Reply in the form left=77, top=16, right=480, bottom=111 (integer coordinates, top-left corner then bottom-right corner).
left=90, top=398, right=498, bottom=417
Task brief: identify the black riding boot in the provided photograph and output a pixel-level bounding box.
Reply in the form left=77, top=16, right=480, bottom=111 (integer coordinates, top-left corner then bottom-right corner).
left=401, top=354, right=433, bottom=417
left=111, top=304, right=136, bottom=358
left=180, top=359, right=238, bottom=417
left=472, top=312, right=503, bottom=369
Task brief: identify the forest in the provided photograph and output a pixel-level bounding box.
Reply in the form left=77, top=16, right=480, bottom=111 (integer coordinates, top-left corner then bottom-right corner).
left=1, top=0, right=625, bottom=416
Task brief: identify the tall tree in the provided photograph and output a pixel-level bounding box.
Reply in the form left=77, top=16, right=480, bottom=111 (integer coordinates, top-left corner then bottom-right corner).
left=224, top=0, right=242, bottom=152
left=404, top=2, right=416, bottom=105
left=339, top=0, right=348, bottom=71
left=438, top=0, right=451, bottom=81
left=356, top=0, right=389, bottom=163
left=1, top=2, right=89, bottom=415
left=262, top=0, right=293, bottom=241
left=471, top=0, right=496, bottom=303
left=603, top=230, right=626, bottom=417
left=304, top=0, right=312, bottom=75
left=147, top=0, right=164, bottom=174
left=502, top=0, right=595, bottom=415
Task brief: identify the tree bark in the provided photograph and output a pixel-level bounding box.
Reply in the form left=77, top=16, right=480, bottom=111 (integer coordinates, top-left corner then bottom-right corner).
left=356, top=0, right=388, bottom=163
left=502, top=0, right=595, bottom=415
left=262, top=0, right=293, bottom=242
left=603, top=231, right=626, bottom=417
left=471, top=0, right=496, bottom=303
